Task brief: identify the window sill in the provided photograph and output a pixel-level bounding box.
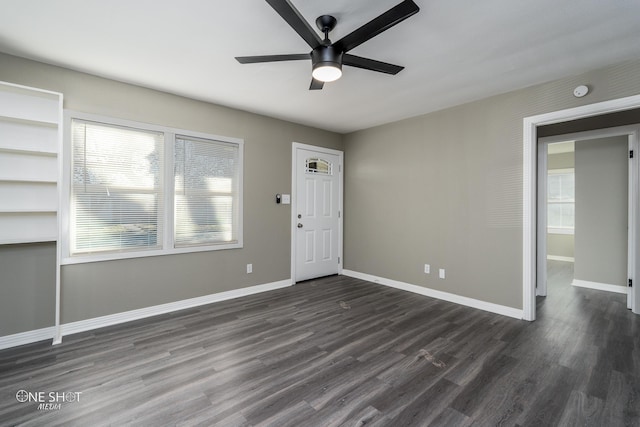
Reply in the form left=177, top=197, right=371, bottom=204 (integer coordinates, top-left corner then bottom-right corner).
left=547, top=228, right=574, bottom=235
left=61, top=241, right=242, bottom=265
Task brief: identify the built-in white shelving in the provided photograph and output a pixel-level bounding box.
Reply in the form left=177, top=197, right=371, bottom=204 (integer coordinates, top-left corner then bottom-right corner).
left=0, top=81, right=62, bottom=245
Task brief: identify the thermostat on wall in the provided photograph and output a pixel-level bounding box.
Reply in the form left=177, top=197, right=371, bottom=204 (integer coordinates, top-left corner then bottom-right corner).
left=573, top=85, right=589, bottom=98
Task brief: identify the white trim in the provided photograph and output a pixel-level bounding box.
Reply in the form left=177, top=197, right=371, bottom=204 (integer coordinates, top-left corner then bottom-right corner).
left=629, top=133, right=638, bottom=310
left=537, top=140, right=548, bottom=297
left=291, top=142, right=344, bottom=284
left=0, top=327, right=56, bottom=351
left=61, top=279, right=292, bottom=337
left=342, top=270, right=523, bottom=320
left=572, top=279, right=628, bottom=294
left=547, top=255, right=575, bottom=262
left=523, top=94, right=640, bottom=321
left=54, top=92, right=63, bottom=345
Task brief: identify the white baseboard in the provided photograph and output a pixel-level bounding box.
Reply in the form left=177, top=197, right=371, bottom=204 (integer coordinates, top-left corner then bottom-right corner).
left=0, top=326, right=56, bottom=351
left=342, top=270, right=523, bottom=320
left=0, top=279, right=292, bottom=350
left=572, top=279, right=628, bottom=294
left=547, top=255, right=575, bottom=262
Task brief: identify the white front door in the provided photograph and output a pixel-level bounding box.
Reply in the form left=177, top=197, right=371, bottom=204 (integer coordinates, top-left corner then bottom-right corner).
left=293, top=145, right=342, bottom=282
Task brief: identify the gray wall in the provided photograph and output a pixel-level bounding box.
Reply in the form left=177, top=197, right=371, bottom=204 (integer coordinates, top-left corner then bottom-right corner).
left=343, top=60, right=640, bottom=309
left=0, top=243, right=56, bottom=334
left=547, top=151, right=575, bottom=259
left=574, top=136, right=628, bottom=287
left=0, top=53, right=343, bottom=333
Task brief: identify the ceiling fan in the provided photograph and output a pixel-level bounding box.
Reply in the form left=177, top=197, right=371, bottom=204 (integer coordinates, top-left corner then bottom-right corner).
left=235, top=0, right=420, bottom=90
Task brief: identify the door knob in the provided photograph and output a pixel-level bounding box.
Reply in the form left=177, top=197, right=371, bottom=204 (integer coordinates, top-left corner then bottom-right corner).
left=297, top=223, right=303, bottom=228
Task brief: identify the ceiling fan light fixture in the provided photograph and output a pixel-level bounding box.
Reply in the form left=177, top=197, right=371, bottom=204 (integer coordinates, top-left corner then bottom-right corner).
left=312, top=64, right=342, bottom=82
left=311, top=46, right=343, bottom=82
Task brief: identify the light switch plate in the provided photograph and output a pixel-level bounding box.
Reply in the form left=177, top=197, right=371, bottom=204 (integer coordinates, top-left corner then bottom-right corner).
left=281, top=194, right=291, bottom=204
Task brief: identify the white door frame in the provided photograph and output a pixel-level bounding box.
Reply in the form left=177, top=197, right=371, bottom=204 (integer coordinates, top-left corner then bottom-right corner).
left=537, top=126, right=638, bottom=308
left=291, top=142, right=344, bottom=284
left=523, top=94, right=640, bottom=320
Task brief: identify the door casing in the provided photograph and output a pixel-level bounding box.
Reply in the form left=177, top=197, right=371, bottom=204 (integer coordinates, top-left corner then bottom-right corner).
left=523, top=95, right=640, bottom=320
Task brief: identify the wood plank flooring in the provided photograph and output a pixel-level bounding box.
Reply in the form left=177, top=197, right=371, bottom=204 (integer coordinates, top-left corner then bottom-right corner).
left=1, top=263, right=639, bottom=426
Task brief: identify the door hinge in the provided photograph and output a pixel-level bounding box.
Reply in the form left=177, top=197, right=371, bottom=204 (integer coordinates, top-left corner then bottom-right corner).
left=631, top=150, right=634, bottom=159
left=629, top=278, right=633, bottom=288
left=338, top=257, right=341, bottom=264
left=338, top=210, right=341, bottom=218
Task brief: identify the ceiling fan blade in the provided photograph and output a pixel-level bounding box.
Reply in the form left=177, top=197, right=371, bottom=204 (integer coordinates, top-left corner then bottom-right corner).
left=333, top=0, right=419, bottom=53
left=343, top=54, right=404, bottom=75
left=236, top=54, right=310, bottom=64
left=266, top=0, right=323, bottom=49
left=309, top=78, right=324, bottom=90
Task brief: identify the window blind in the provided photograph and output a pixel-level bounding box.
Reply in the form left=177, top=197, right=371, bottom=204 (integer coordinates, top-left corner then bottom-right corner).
left=174, top=135, right=239, bottom=247
left=71, top=119, right=164, bottom=254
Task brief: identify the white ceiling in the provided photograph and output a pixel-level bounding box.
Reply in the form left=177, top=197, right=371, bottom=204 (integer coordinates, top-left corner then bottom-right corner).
left=1, top=0, right=640, bottom=134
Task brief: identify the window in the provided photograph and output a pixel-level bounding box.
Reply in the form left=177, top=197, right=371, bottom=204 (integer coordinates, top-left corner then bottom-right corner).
left=174, top=136, right=240, bottom=247
left=71, top=120, right=164, bottom=254
left=65, top=113, right=243, bottom=263
left=548, top=168, right=574, bottom=234
left=306, top=157, right=332, bottom=175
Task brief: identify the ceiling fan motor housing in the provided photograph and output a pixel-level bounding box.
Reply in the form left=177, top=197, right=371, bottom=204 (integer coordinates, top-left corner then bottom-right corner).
left=312, top=45, right=343, bottom=69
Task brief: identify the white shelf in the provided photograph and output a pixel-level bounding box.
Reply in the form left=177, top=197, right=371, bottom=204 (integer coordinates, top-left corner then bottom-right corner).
left=0, top=236, right=58, bottom=245
left=0, top=147, right=57, bottom=157
left=0, top=177, right=58, bottom=184
left=0, top=114, right=58, bottom=127
left=0, top=209, right=57, bottom=214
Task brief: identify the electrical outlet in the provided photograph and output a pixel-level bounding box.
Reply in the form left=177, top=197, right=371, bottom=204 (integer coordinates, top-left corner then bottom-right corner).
left=439, top=268, right=445, bottom=279
left=424, top=264, right=430, bottom=274
left=246, top=264, right=253, bottom=274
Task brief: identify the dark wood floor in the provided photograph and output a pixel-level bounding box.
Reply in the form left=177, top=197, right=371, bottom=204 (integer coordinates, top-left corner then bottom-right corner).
left=1, top=262, right=639, bottom=426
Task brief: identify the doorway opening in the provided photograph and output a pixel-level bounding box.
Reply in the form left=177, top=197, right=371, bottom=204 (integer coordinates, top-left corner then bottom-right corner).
left=537, top=129, right=634, bottom=313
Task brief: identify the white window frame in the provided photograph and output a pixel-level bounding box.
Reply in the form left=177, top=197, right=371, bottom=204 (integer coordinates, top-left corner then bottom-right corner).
left=62, top=111, right=243, bottom=265
left=547, top=167, right=574, bottom=235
